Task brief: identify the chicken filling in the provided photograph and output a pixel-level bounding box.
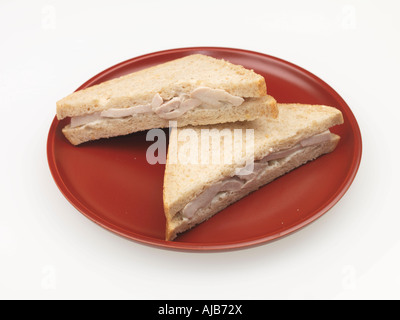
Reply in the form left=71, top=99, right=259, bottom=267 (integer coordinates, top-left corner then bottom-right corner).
left=181, top=130, right=333, bottom=219
left=70, top=87, right=245, bottom=128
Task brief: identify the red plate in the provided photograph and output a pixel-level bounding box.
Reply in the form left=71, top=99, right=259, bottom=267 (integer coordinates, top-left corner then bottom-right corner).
left=47, top=47, right=362, bottom=251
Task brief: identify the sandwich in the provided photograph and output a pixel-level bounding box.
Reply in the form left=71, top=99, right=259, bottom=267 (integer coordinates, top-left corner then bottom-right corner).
left=56, top=54, right=278, bottom=145
left=163, top=103, right=344, bottom=241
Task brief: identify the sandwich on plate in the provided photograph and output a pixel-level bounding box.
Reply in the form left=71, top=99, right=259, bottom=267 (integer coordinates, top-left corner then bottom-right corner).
left=56, top=54, right=277, bottom=145
left=163, top=103, right=344, bottom=241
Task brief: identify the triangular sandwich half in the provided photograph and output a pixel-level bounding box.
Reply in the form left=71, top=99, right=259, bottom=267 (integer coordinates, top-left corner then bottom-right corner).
left=163, top=103, right=344, bottom=240
left=57, top=54, right=277, bottom=145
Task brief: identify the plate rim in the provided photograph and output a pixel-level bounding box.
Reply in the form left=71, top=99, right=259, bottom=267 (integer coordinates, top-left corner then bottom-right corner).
left=47, top=46, right=362, bottom=252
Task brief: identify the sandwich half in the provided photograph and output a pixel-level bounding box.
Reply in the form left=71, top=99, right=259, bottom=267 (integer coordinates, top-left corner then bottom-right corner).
left=57, top=54, right=278, bottom=145
left=163, top=103, right=344, bottom=241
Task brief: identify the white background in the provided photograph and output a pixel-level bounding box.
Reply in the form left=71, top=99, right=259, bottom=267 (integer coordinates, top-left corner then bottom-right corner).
left=1, top=0, right=399, bottom=300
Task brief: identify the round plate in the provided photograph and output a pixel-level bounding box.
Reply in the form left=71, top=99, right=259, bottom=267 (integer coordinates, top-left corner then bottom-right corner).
left=47, top=47, right=362, bottom=251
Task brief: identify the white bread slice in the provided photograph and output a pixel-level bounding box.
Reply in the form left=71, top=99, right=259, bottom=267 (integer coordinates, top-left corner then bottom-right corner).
left=56, top=54, right=267, bottom=120
left=62, top=95, right=277, bottom=145
left=163, top=104, right=344, bottom=240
